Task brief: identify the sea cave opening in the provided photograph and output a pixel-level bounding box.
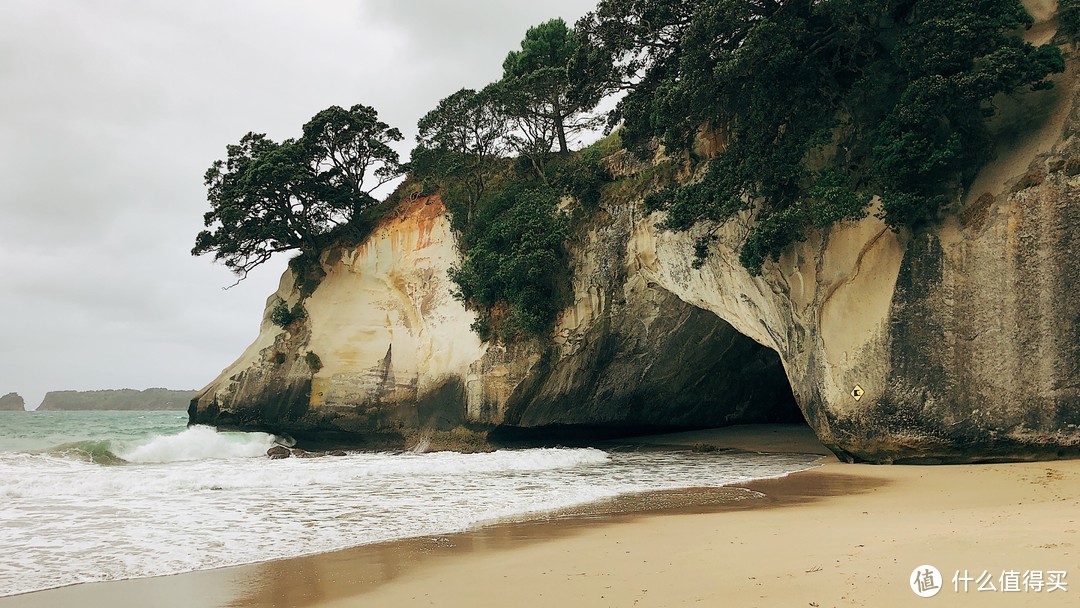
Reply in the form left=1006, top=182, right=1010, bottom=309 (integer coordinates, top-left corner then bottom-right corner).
left=489, top=295, right=810, bottom=446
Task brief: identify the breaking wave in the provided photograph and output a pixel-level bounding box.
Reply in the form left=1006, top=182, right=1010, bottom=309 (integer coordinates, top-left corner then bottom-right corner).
left=39, top=440, right=125, bottom=465
left=0, top=412, right=822, bottom=597
left=118, top=425, right=277, bottom=463
left=32, top=426, right=278, bottom=465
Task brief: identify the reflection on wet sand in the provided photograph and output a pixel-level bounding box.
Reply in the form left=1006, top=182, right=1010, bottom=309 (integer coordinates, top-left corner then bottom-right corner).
left=229, top=470, right=882, bottom=608
left=0, top=466, right=882, bottom=608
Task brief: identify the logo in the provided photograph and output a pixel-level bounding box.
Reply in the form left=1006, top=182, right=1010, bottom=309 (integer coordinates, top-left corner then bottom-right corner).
left=912, top=565, right=943, bottom=598
left=851, top=384, right=864, bottom=401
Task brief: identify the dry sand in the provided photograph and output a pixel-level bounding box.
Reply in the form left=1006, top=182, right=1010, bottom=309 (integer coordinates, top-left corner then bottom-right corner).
left=3, top=424, right=1077, bottom=607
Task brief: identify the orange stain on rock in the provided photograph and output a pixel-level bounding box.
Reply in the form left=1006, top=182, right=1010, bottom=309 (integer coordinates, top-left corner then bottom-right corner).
left=382, top=195, right=446, bottom=251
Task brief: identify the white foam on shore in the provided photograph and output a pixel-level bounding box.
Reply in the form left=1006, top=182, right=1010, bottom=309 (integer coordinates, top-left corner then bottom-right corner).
left=119, top=425, right=277, bottom=463
left=0, top=441, right=820, bottom=597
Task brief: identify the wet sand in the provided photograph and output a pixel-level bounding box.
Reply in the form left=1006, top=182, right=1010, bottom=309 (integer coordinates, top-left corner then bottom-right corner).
left=3, top=424, right=1078, bottom=607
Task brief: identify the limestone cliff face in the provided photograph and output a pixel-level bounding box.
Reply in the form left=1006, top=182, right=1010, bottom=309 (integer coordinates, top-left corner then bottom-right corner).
left=628, top=60, right=1080, bottom=462
left=192, top=20, right=1079, bottom=462
left=0, top=392, right=25, bottom=411
left=190, top=196, right=800, bottom=447
left=191, top=197, right=486, bottom=445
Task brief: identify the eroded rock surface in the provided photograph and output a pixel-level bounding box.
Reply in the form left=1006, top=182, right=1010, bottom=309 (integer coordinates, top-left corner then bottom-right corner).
left=191, top=35, right=1079, bottom=463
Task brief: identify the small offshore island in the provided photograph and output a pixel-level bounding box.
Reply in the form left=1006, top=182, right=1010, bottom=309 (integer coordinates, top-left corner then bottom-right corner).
left=36, top=388, right=195, bottom=411
left=0, top=393, right=25, bottom=412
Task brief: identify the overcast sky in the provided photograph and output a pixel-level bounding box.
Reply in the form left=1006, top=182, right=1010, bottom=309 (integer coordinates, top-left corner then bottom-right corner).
left=0, top=0, right=596, bottom=409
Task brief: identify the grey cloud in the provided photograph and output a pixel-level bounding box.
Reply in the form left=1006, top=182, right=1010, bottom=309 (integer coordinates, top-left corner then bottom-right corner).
left=0, top=0, right=598, bottom=408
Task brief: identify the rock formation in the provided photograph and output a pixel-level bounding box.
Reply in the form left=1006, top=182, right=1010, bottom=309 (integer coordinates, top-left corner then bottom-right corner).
left=38, top=388, right=197, bottom=411
left=191, top=13, right=1079, bottom=463
left=0, top=392, right=25, bottom=411
left=190, top=196, right=803, bottom=449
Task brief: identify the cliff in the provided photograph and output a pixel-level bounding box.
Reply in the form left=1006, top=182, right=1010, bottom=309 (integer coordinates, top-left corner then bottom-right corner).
left=0, top=393, right=25, bottom=412
left=192, top=14, right=1080, bottom=463
left=191, top=196, right=803, bottom=448
left=38, top=388, right=197, bottom=411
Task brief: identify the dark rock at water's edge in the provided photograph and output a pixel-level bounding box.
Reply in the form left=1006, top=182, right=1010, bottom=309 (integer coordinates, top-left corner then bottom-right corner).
left=265, top=445, right=349, bottom=459
left=0, top=392, right=26, bottom=411
left=266, top=446, right=291, bottom=459
left=38, top=388, right=197, bottom=411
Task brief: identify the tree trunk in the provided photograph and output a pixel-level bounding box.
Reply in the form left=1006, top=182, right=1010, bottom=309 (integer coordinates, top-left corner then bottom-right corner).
left=555, top=113, right=568, bottom=153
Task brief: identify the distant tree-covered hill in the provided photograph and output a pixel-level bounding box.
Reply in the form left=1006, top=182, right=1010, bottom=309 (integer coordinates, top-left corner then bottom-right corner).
left=36, top=388, right=196, bottom=411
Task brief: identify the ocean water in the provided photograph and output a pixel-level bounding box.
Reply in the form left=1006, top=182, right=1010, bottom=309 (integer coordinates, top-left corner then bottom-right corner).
left=0, top=411, right=821, bottom=597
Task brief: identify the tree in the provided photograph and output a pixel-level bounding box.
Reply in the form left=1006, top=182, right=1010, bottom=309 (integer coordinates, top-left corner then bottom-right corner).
left=492, top=75, right=561, bottom=178
left=193, top=104, right=404, bottom=282
left=502, top=18, right=602, bottom=157
left=873, top=0, right=1064, bottom=227
left=579, top=0, right=1063, bottom=273
left=302, top=104, right=404, bottom=218
left=414, top=87, right=507, bottom=225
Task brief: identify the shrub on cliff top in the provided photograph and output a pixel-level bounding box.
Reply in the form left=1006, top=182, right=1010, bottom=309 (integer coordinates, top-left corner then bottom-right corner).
left=1059, top=0, right=1080, bottom=41
left=270, top=299, right=306, bottom=329
left=304, top=351, right=323, bottom=373
left=448, top=185, right=570, bottom=341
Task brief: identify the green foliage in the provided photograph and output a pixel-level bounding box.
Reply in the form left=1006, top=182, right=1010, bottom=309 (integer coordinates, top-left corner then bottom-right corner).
left=304, top=351, right=323, bottom=373
left=806, top=169, right=871, bottom=228
left=1063, top=0, right=1080, bottom=41
left=691, top=235, right=715, bottom=270
left=738, top=208, right=810, bottom=276
left=270, top=299, right=292, bottom=328
left=496, top=18, right=605, bottom=173
left=448, top=185, right=570, bottom=341
left=871, top=1, right=1064, bottom=228
left=504, top=18, right=578, bottom=77
left=193, top=104, right=404, bottom=281
left=502, top=18, right=602, bottom=156
left=546, top=147, right=612, bottom=209
left=288, top=252, right=326, bottom=299
left=302, top=104, right=405, bottom=216
left=584, top=129, right=623, bottom=158
left=413, top=87, right=508, bottom=225
left=270, top=299, right=306, bottom=328
left=879, top=191, right=949, bottom=229
left=610, top=158, right=679, bottom=205
left=577, top=0, right=1065, bottom=273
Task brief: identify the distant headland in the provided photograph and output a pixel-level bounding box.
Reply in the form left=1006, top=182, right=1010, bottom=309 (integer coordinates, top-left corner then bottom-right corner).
left=34, top=388, right=196, bottom=411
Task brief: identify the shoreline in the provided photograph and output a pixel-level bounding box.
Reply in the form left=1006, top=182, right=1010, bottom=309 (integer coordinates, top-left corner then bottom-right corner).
left=3, top=425, right=1077, bottom=607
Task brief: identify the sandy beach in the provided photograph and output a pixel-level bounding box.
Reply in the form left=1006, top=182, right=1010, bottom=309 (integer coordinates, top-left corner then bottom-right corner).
left=4, top=424, right=1077, bottom=607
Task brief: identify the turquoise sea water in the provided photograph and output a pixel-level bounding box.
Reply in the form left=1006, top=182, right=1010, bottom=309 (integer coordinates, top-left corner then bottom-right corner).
left=0, top=411, right=821, bottom=597
left=0, top=410, right=189, bottom=456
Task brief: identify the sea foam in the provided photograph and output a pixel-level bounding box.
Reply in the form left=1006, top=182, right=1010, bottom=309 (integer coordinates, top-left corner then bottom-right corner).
left=119, top=425, right=276, bottom=463
left=0, top=417, right=822, bottom=598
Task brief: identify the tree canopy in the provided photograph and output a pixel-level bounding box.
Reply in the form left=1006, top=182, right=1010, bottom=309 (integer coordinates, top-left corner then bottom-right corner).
left=197, top=1, right=1069, bottom=341
left=501, top=18, right=603, bottom=159
left=193, top=104, right=404, bottom=282
left=413, top=87, right=507, bottom=224
left=448, top=185, right=570, bottom=340
left=586, top=0, right=1064, bottom=272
